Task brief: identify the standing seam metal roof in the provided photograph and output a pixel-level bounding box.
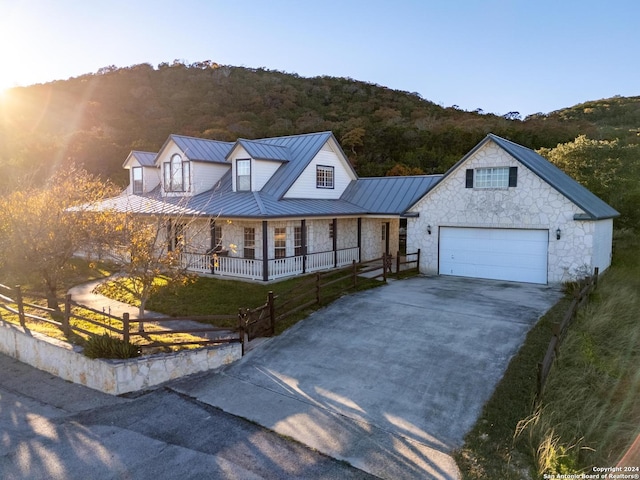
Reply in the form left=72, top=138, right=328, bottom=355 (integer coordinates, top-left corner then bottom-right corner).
left=258, top=132, right=349, bottom=199
left=341, top=175, right=443, bottom=214
left=169, top=134, right=234, bottom=163
left=123, top=151, right=157, bottom=168
left=234, top=139, right=291, bottom=162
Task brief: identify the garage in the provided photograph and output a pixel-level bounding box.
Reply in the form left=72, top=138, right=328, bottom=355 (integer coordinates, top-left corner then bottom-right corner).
left=439, top=227, right=549, bottom=284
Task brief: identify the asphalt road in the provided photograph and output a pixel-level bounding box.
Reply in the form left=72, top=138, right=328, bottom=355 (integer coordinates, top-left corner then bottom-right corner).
left=0, top=353, right=374, bottom=480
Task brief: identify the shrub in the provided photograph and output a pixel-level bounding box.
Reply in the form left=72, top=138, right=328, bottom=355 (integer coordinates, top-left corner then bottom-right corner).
left=84, top=334, right=141, bottom=359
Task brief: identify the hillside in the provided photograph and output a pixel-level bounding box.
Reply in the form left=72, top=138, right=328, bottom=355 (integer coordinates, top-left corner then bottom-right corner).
left=0, top=61, right=637, bottom=195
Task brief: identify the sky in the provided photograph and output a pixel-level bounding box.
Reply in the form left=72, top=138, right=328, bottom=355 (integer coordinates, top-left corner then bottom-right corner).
left=1, top=0, right=638, bottom=117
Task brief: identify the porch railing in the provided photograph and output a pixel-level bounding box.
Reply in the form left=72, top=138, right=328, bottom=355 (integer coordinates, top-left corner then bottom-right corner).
left=181, top=247, right=360, bottom=281
left=181, top=251, right=211, bottom=273
left=268, top=256, right=304, bottom=280
left=337, top=247, right=360, bottom=267
left=216, top=256, right=263, bottom=281
left=306, top=251, right=335, bottom=272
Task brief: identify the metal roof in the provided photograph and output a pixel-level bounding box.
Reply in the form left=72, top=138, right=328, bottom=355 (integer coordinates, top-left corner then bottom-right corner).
left=169, top=134, right=234, bottom=163
left=341, top=175, right=443, bottom=214
left=486, top=134, right=619, bottom=220
left=234, top=139, right=290, bottom=162
left=122, top=151, right=157, bottom=168
left=107, top=131, right=445, bottom=219
left=258, top=131, right=356, bottom=199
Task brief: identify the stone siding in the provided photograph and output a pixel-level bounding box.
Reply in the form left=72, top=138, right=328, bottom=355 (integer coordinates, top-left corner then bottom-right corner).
left=408, top=141, right=608, bottom=283
left=0, top=322, right=241, bottom=395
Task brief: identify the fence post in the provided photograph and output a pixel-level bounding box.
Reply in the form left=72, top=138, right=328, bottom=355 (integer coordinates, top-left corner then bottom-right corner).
left=63, top=294, right=71, bottom=337
left=352, top=260, right=357, bottom=289
left=383, top=254, right=388, bottom=282
left=396, top=251, right=401, bottom=275
left=122, top=312, right=130, bottom=344
left=536, top=362, right=544, bottom=400
left=268, top=291, right=275, bottom=336
left=315, top=273, right=321, bottom=305
left=416, top=249, right=421, bottom=273
left=237, top=308, right=246, bottom=355
left=14, top=285, right=26, bottom=328
left=593, top=266, right=599, bottom=289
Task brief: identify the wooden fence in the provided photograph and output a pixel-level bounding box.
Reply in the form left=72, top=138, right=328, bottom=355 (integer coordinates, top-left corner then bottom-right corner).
left=238, top=251, right=421, bottom=352
left=1, top=250, right=421, bottom=357
left=0, top=283, right=241, bottom=352
left=536, top=267, right=599, bottom=400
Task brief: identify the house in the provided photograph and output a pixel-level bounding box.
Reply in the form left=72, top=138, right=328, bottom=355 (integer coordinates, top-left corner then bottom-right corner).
left=406, top=134, right=619, bottom=284
left=106, top=131, right=440, bottom=281
left=106, top=131, right=617, bottom=285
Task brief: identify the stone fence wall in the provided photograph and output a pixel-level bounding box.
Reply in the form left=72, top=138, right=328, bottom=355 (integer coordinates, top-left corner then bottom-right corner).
left=0, top=321, right=241, bottom=395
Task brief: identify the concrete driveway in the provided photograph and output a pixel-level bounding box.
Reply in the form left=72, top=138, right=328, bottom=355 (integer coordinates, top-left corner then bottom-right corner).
left=174, top=275, right=562, bottom=480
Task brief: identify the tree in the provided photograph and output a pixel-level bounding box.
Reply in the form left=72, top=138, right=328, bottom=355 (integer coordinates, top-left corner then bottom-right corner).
left=386, top=163, right=425, bottom=176
left=97, top=197, right=217, bottom=318
left=0, top=167, right=118, bottom=308
left=538, top=136, right=640, bottom=230
left=341, top=127, right=366, bottom=164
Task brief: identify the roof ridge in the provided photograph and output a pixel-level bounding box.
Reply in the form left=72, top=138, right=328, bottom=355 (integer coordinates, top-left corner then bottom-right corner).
left=170, top=133, right=234, bottom=144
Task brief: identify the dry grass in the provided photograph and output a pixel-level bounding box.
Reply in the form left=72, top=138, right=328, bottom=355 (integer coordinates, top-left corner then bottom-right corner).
left=456, top=231, right=640, bottom=479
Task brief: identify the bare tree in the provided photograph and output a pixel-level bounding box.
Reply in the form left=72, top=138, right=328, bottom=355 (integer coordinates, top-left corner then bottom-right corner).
left=0, top=167, right=119, bottom=309
left=96, top=194, right=222, bottom=318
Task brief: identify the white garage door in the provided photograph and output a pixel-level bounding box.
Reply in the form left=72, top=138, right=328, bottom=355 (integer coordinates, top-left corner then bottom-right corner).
left=439, top=227, right=548, bottom=284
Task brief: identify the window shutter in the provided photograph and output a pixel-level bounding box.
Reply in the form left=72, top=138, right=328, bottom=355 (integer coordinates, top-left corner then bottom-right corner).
left=509, top=167, right=518, bottom=187
left=465, top=169, right=474, bottom=188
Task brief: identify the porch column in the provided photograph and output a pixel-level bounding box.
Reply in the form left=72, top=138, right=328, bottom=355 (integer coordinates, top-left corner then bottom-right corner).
left=262, top=220, right=269, bottom=281
left=357, top=217, right=362, bottom=263
left=210, top=219, right=216, bottom=274
left=301, top=219, right=307, bottom=273
left=385, top=222, right=390, bottom=255
left=332, top=218, right=338, bottom=268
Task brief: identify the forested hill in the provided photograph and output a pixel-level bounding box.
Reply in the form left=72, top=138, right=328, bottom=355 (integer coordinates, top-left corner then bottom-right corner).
left=0, top=61, right=638, bottom=191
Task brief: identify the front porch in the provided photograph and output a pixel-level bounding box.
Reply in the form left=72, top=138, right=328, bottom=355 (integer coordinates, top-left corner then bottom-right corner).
left=181, top=247, right=361, bottom=281
left=175, top=215, right=399, bottom=282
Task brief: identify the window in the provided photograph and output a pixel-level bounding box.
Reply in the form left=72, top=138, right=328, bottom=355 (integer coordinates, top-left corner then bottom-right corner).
left=294, top=226, right=305, bottom=256
left=168, top=222, right=186, bottom=252
left=213, top=224, right=223, bottom=252
left=316, top=165, right=334, bottom=189
left=466, top=167, right=517, bottom=189
left=164, top=154, right=190, bottom=192
left=274, top=227, right=286, bottom=259
left=132, top=167, right=143, bottom=194
left=243, top=227, right=255, bottom=259
left=237, top=159, right=251, bottom=191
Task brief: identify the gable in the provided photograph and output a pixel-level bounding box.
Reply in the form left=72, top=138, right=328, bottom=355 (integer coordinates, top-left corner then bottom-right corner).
left=283, top=138, right=357, bottom=199
left=409, top=135, right=619, bottom=221
left=409, top=141, right=586, bottom=224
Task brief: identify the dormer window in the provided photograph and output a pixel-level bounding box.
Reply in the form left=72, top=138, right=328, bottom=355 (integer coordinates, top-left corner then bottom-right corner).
left=132, top=167, right=143, bottom=194
left=164, top=154, right=190, bottom=192
left=316, top=165, right=334, bottom=189
left=237, top=159, right=251, bottom=191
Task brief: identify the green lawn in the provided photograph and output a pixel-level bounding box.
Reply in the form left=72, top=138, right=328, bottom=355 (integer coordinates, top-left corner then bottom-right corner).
left=96, top=267, right=392, bottom=332
left=455, top=231, right=640, bottom=478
